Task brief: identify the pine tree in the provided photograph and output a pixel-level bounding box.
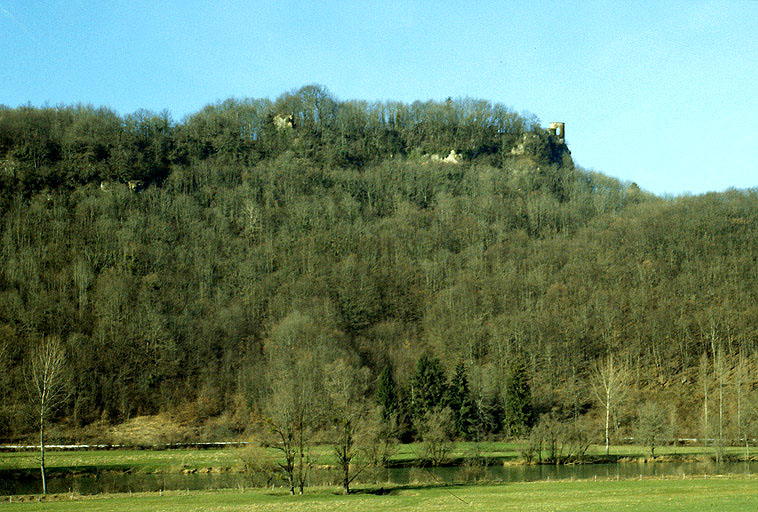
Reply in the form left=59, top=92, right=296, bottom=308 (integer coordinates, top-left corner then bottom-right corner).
left=476, top=391, right=504, bottom=436
left=375, top=365, right=398, bottom=421
left=504, top=358, right=534, bottom=437
left=448, top=362, right=477, bottom=440
left=410, top=353, right=448, bottom=424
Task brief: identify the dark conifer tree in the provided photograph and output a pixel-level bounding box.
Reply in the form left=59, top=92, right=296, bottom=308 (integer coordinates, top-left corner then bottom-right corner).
left=448, top=362, right=477, bottom=440
left=476, top=392, right=505, bottom=436
left=410, top=353, right=448, bottom=424
left=375, top=365, right=398, bottom=421
left=395, top=386, right=415, bottom=444
left=504, top=358, right=534, bottom=437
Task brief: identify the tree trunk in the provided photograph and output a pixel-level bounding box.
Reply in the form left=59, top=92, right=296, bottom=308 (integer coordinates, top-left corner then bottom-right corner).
left=717, top=349, right=723, bottom=450
left=343, top=464, right=350, bottom=495
left=605, top=391, right=610, bottom=456
left=40, top=410, right=46, bottom=495
left=286, top=465, right=295, bottom=495
left=297, top=446, right=305, bottom=495
left=703, top=371, right=708, bottom=446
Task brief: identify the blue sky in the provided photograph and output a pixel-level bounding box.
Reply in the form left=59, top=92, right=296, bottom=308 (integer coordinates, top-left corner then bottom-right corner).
left=1, top=1, right=756, bottom=196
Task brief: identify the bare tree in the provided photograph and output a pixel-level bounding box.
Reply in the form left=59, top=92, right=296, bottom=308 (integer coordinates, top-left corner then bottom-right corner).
left=735, top=354, right=758, bottom=458
left=635, top=401, right=674, bottom=458
left=714, top=344, right=726, bottom=461
left=260, top=310, right=334, bottom=495
left=260, top=353, right=319, bottom=495
left=27, top=336, right=68, bottom=494
left=414, top=407, right=455, bottom=467
left=743, top=390, right=758, bottom=460
left=590, top=353, right=628, bottom=456
left=699, top=352, right=711, bottom=447
left=325, top=358, right=372, bottom=495
left=733, top=353, right=746, bottom=456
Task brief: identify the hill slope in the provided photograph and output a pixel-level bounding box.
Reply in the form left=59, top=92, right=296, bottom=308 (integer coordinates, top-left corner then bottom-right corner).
left=0, top=87, right=756, bottom=444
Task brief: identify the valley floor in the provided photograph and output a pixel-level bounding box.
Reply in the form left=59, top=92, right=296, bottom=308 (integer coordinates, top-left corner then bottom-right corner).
left=1, top=477, right=757, bottom=512
left=1, top=442, right=754, bottom=476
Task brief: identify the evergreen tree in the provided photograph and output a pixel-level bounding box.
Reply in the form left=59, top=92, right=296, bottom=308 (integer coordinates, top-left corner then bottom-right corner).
left=448, top=362, right=477, bottom=440
left=410, top=353, right=448, bottom=425
left=504, top=358, right=534, bottom=437
left=395, top=386, right=415, bottom=444
left=375, top=365, right=398, bottom=421
left=476, top=391, right=504, bottom=436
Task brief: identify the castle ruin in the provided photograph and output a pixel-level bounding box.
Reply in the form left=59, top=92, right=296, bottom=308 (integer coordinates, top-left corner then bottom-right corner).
left=548, top=122, right=565, bottom=143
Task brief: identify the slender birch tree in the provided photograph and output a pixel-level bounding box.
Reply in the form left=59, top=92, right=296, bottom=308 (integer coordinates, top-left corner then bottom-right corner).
left=590, top=353, right=628, bottom=456
left=699, top=352, right=711, bottom=447
left=27, top=336, right=68, bottom=495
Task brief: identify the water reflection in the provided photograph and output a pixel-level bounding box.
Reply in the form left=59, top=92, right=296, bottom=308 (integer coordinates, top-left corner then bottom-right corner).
left=2, top=461, right=755, bottom=496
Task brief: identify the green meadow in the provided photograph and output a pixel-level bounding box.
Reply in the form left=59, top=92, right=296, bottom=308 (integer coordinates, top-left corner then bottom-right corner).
left=1, top=478, right=756, bottom=512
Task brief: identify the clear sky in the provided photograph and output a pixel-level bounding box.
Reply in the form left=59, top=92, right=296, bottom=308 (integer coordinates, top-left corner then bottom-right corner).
left=1, top=1, right=756, bottom=196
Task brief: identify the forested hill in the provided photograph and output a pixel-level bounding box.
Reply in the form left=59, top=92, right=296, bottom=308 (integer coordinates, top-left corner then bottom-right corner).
left=1, top=86, right=757, bottom=442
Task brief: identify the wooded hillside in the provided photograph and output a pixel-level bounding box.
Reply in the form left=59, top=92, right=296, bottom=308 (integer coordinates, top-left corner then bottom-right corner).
left=1, top=86, right=757, bottom=448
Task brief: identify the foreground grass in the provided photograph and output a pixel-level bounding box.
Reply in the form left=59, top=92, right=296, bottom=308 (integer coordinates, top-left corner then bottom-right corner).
left=0, top=442, right=750, bottom=475
left=1, top=477, right=756, bottom=511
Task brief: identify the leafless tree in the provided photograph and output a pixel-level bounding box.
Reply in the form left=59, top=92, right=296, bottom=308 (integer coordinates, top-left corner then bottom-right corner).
left=590, top=353, right=628, bottom=456
left=734, top=353, right=757, bottom=458
left=714, top=343, right=726, bottom=461
left=414, top=407, right=455, bottom=467
left=260, top=310, right=335, bottom=495
left=635, top=401, right=674, bottom=458
left=260, top=354, right=318, bottom=495
left=699, top=352, right=711, bottom=447
left=26, top=336, right=68, bottom=494
left=325, top=358, right=372, bottom=495
left=743, top=391, right=758, bottom=460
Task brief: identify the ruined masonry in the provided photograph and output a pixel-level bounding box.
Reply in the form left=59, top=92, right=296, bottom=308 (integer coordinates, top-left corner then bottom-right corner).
left=548, top=122, right=565, bottom=143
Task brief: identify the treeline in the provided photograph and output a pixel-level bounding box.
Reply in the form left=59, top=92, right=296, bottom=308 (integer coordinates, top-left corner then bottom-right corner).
left=0, top=84, right=556, bottom=203
left=1, top=87, right=757, bottom=457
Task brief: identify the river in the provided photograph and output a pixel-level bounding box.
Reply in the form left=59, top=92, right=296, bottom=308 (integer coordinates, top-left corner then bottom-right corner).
left=2, top=461, right=756, bottom=495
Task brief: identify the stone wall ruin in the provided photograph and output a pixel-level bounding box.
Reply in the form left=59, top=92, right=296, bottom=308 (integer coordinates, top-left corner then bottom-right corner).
left=548, top=122, right=565, bottom=143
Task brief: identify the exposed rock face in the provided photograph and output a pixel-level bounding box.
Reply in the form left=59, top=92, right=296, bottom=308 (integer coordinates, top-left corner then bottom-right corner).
left=510, top=123, right=571, bottom=166
left=430, top=150, right=461, bottom=164
left=99, top=181, right=143, bottom=193
left=510, top=133, right=540, bottom=156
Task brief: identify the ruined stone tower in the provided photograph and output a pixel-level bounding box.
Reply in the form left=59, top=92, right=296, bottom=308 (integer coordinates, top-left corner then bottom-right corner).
left=548, top=122, right=565, bottom=143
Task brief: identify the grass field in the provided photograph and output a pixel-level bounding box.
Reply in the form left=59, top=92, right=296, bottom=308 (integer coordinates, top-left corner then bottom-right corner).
left=1, top=442, right=750, bottom=476
left=0, top=442, right=518, bottom=475
left=1, top=477, right=756, bottom=511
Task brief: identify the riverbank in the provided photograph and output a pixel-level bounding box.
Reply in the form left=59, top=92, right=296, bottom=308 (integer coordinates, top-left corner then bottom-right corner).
left=2, top=476, right=757, bottom=511
left=1, top=442, right=754, bottom=476
left=2, top=441, right=757, bottom=497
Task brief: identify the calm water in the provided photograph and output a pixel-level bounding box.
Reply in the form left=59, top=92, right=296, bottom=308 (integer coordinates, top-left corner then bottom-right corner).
left=2, top=461, right=756, bottom=495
